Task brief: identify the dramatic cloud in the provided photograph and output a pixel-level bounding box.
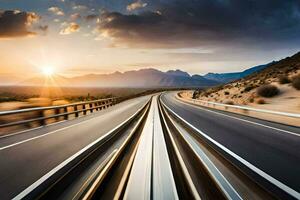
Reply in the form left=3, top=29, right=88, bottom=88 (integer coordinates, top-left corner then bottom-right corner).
left=127, top=1, right=148, bottom=11
left=85, top=14, right=98, bottom=21
left=48, top=7, right=64, bottom=16
left=60, top=22, right=80, bottom=35
left=0, top=10, right=40, bottom=38
left=96, top=0, right=300, bottom=48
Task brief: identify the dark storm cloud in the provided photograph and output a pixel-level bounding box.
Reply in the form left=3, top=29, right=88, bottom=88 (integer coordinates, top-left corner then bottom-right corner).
left=0, top=10, right=41, bottom=38
left=85, top=14, right=98, bottom=21
left=96, top=0, right=300, bottom=48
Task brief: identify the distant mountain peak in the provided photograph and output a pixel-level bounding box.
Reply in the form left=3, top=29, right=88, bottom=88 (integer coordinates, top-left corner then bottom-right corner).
left=18, top=68, right=218, bottom=88
left=112, top=71, right=122, bottom=75
left=203, top=63, right=272, bottom=83
left=166, top=69, right=190, bottom=77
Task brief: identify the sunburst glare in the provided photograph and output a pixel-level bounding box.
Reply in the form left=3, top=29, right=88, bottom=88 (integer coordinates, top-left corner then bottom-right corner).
left=42, top=66, right=55, bottom=76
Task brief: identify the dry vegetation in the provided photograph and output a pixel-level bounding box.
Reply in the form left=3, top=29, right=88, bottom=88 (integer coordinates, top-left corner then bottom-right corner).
left=257, top=85, right=279, bottom=98
left=0, top=86, right=146, bottom=103
left=292, top=74, right=300, bottom=90
left=0, top=86, right=176, bottom=111
left=0, top=86, right=178, bottom=135
left=192, top=52, right=300, bottom=113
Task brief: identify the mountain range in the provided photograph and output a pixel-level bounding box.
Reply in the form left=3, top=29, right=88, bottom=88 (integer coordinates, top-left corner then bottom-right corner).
left=5, top=61, right=278, bottom=88
left=20, top=69, right=219, bottom=88
left=203, top=62, right=274, bottom=83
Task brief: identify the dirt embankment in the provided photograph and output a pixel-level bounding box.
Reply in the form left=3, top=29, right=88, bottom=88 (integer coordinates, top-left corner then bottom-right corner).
left=181, top=53, right=300, bottom=126
left=192, top=54, right=300, bottom=114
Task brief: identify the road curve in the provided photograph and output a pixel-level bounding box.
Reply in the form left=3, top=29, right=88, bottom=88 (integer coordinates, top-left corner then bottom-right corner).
left=161, top=92, right=300, bottom=196
left=0, top=95, right=150, bottom=200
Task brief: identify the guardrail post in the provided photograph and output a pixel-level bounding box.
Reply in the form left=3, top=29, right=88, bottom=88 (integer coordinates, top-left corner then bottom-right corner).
left=74, top=105, right=79, bottom=117
left=95, top=102, right=99, bottom=111
left=38, top=110, right=46, bottom=126
left=64, top=107, right=68, bottom=120
left=89, top=103, right=93, bottom=113
left=83, top=104, right=87, bottom=115
left=55, top=108, right=60, bottom=121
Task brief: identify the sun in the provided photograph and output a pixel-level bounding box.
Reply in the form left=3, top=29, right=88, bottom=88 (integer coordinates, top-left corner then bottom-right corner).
left=42, top=66, right=55, bottom=76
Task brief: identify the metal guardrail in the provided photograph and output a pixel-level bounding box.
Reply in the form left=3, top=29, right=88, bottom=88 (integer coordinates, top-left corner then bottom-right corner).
left=0, top=98, right=117, bottom=128
left=177, top=92, right=300, bottom=118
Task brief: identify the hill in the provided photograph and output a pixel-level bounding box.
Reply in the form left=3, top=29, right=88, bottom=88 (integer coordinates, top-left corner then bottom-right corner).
left=192, top=51, right=300, bottom=113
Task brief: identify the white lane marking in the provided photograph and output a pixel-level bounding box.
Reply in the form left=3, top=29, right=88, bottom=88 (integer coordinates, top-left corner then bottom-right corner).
left=161, top=100, right=300, bottom=199
left=0, top=126, right=46, bottom=139
left=172, top=95, right=300, bottom=137
left=13, top=100, right=149, bottom=200
left=124, top=98, right=154, bottom=200
left=0, top=99, right=148, bottom=151
left=159, top=100, right=201, bottom=200
left=0, top=118, right=72, bottom=139
left=170, top=117, right=242, bottom=200
left=71, top=149, right=118, bottom=200
left=152, top=96, right=179, bottom=200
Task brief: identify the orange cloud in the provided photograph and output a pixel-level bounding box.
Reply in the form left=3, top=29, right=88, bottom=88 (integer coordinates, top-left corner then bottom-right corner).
left=60, top=22, right=80, bottom=35
left=48, top=7, right=64, bottom=16
left=127, top=1, right=148, bottom=11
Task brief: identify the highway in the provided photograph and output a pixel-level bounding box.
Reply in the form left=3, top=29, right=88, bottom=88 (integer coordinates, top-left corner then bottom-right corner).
left=0, top=92, right=299, bottom=200
left=0, top=95, right=150, bottom=199
left=161, top=92, right=300, bottom=199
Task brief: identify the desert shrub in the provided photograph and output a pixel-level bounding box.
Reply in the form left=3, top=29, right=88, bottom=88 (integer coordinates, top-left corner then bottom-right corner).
left=257, top=85, right=279, bottom=97
left=256, top=98, right=266, bottom=104
left=224, top=100, right=234, bottom=105
left=244, top=85, right=256, bottom=92
left=192, top=91, right=199, bottom=99
left=278, top=75, right=291, bottom=84
left=292, top=75, right=300, bottom=90
left=224, top=91, right=230, bottom=95
left=284, top=68, right=293, bottom=74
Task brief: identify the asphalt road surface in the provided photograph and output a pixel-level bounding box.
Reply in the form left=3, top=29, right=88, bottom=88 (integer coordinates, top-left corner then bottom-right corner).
left=161, top=92, right=300, bottom=195
left=0, top=95, right=150, bottom=199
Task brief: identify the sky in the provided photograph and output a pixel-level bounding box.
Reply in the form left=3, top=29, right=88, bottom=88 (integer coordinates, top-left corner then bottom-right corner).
left=0, top=0, right=300, bottom=78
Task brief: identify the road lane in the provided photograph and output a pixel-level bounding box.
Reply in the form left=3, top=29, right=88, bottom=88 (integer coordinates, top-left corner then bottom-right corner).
left=161, top=92, right=300, bottom=194
left=0, top=95, right=150, bottom=199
